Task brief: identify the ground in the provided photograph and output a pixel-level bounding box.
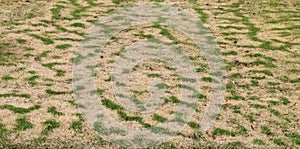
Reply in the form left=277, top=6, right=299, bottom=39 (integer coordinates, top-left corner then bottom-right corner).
left=0, top=0, right=299, bottom=148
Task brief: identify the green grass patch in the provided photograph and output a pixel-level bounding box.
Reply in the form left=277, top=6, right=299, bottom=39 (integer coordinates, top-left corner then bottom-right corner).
left=101, top=99, right=123, bottom=111
left=1, top=105, right=40, bottom=114
left=164, top=96, right=180, bottom=104
left=55, top=44, right=72, bottom=50
left=47, top=106, right=64, bottom=116
left=14, top=117, right=33, bottom=131
left=45, top=89, right=69, bottom=95
left=273, top=138, right=286, bottom=146
left=70, top=121, right=83, bottom=133
left=16, top=39, right=27, bottom=44
left=152, top=114, right=167, bottom=123
left=71, top=22, right=85, bottom=28
left=2, top=75, right=14, bottom=81
left=29, top=34, right=54, bottom=45
left=187, top=121, right=200, bottom=129
left=260, top=125, right=273, bottom=136
left=285, top=132, right=300, bottom=145
left=253, top=138, right=265, bottom=145
left=212, top=128, right=235, bottom=136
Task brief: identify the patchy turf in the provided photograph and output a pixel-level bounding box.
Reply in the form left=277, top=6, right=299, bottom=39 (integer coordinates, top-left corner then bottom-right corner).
left=0, top=0, right=299, bottom=148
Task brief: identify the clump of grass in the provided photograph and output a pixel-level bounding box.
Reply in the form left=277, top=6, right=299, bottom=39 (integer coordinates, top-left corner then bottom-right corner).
left=45, top=89, right=69, bottom=95
left=14, top=117, right=33, bottom=131
left=273, top=138, right=286, bottom=146
left=164, top=96, right=180, bottom=104
left=224, top=141, right=243, bottom=148
left=70, top=121, right=82, bottom=133
left=112, top=0, right=121, bottom=4
left=42, top=119, right=60, bottom=136
left=155, top=83, right=166, bottom=89
left=188, top=121, right=200, bottom=129
left=101, top=98, right=123, bottom=111
left=253, top=138, right=265, bottom=145
left=16, top=39, right=27, bottom=44
left=47, top=106, right=64, bottom=116
left=279, top=97, right=290, bottom=105
left=212, top=128, right=235, bottom=136
left=29, top=34, right=54, bottom=45
left=147, top=73, right=161, bottom=78
left=55, top=70, right=65, bottom=77
left=55, top=44, right=72, bottom=50
left=285, top=132, right=300, bottom=145
left=0, top=93, right=30, bottom=98
left=1, top=75, right=14, bottom=81
left=152, top=114, right=167, bottom=123
left=260, top=125, right=273, bottom=136
left=1, top=105, right=40, bottom=114
left=71, top=22, right=85, bottom=28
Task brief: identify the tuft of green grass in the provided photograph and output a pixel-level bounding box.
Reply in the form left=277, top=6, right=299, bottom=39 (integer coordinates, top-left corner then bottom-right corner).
left=260, top=125, right=273, bottom=136
left=16, top=39, right=27, bottom=44
left=164, top=96, right=180, bottom=104
left=279, top=97, right=290, bottom=105
left=101, top=99, right=123, bottom=111
left=285, top=132, right=300, bottom=145
left=71, top=22, right=85, bottom=28
left=1, top=105, right=40, bottom=114
left=47, top=106, right=64, bottom=116
left=150, top=0, right=165, bottom=2
left=14, top=117, right=33, bottom=131
left=188, top=121, right=200, bottom=129
left=55, top=70, right=65, bottom=77
left=212, top=128, right=235, bottom=136
left=43, top=119, right=60, bottom=133
left=1, top=75, right=14, bottom=81
left=273, top=138, right=286, bottom=146
left=29, top=34, right=54, bottom=45
left=45, top=89, right=69, bottom=95
left=147, top=73, right=161, bottom=78
left=152, top=114, right=167, bottom=123
left=224, top=141, right=243, bottom=148
left=0, top=93, right=31, bottom=98
left=253, top=138, right=265, bottom=145
left=70, top=121, right=83, bottom=133
left=55, top=44, right=72, bottom=50
left=112, top=0, right=121, bottom=4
